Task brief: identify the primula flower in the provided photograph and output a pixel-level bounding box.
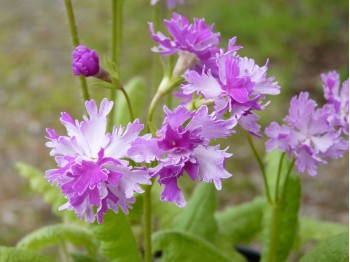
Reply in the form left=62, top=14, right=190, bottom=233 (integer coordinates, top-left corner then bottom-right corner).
left=321, top=71, right=349, bottom=135
left=149, top=13, right=221, bottom=72
left=45, top=99, right=151, bottom=223
left=182, top=51, right=280, bottom=135
left=72, top=45, right=100, bottom=77
left=129, top=105, right=236, bottom=207
left=151, top=0, right=184, bottom=9
left=265, top=92, right=348, bottom=176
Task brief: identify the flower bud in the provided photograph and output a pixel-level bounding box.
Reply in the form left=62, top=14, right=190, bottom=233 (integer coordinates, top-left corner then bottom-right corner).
left=72, top=45, right=100, bottom=77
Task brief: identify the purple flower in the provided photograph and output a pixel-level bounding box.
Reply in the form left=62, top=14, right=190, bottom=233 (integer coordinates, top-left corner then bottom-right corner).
left=321, top=71, right=349, bottom=135
left=45, top=99, right=151, bottom=223
left=265, top=92, right=348, bottom=176
left=182, top=51, right=280, bottom=135
left=129, top=105, right=236, bottom=207
left=72, top=45, right=100, bottom=77
left=149, top=13, right=221, bottom=68
left=151, top=0, right=184, bottom=9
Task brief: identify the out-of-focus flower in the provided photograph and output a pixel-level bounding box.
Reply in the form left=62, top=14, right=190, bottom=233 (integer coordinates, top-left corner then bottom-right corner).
left=265, top=92, right=348, bottom=176
left=151, top=0, right=184, bottom=9
left=321, top=71, right=349, bottom=135
left=46, top=99, right=151, bottom=223
left=182, top=50, right=280, bottom=135
left=72, top=45, right=100, bottom=77
left=128, top=105, right=236, bottom=207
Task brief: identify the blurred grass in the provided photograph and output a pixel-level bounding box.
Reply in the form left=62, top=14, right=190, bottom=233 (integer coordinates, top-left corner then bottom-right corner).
left=0, top=0, right=348, bottom=247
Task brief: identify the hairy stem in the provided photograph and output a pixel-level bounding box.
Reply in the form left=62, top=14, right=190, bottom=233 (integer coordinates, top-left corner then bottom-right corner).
left=64, top=0, right=90, bottom=101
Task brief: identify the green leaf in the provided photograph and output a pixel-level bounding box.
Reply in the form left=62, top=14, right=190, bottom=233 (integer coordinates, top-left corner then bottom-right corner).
left=16, top=162, right=66, bottom=216
left=300, top=232, right=349, bottom=262
left=93, top=212, right=142, bottom=262
left=261, top=174, right=301, bottom=262
left=0, top=246, right=54, bottom=262
left=115, top=76, right=148, bottom=126
left=215, top=197, right=266, bottom=244
left=152, top=230, right=234, bottom=262
left=173, top=183, right=217, bottom=242
left=296, top=217, right=348, bottom=249
left=17, top=224, right=98, bottom=255
left=151, top=185, right=182, bottom=229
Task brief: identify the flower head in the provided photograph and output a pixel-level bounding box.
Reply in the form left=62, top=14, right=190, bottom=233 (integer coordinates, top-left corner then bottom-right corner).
left=265, top=92, right=348, bottom=176
left=46, top=99, right=151, bottom=223
left=72, top=45, right=100, bottom=77
left=149, top=13, right=221, bottom=69
left=129, top=105, right=235, bottom=207
left=182, top=49, right=280, bottom=135
left=321, top=71, right=349, bottom=135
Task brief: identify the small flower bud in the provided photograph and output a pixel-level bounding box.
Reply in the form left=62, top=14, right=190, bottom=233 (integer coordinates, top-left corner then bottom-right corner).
left=72, top=45, right=100, bottom=77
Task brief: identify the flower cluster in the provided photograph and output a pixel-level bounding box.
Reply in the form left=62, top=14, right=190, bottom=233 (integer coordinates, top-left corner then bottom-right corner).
left=150, top=13, right=280, bottom=135
left=128, top=105, right=236, bottom=207
left=265, top=73, right=349, bottom=176
left=46, top=99, right=151, bottom=223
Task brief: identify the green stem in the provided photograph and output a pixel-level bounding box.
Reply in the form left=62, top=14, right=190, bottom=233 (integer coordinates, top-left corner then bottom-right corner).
left=120, top=87, right=134, bottom=121
left=244, top=132, right=272, bottom=204
left=267, top=203, right=280, bottom=262
left=275, top=152, right=286, bottom=203
left=109, top=0, right=123, bottom=127
left=143, top=185, right=153, bottom=262
left=64, top=0, right=90, bottom=101
left=146, top=91, right=163, bottom=133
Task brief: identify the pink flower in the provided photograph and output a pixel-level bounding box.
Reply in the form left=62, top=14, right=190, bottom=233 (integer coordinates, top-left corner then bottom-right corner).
left=46, top=99, right=151, bottom=223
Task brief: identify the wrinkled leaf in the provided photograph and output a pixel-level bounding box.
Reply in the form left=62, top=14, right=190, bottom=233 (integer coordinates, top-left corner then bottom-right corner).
left=152, top=230, right=233, bottom=262
left=261, top=173, right=301, bottom=262
left=173, top=183, right=217, bottom=242
left=17, top=224, right=97, bottom=255
left=215, top=197, right=265, bottom=244
left=93, top=212, right=142, bottom=262
left=300, top=232, right=349, bottom=262
left=0, top=246, right=53, bottom=262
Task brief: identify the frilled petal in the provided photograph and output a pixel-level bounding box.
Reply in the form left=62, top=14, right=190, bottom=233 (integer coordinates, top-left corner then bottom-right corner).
left=238, top=57, right=280, bottom=96
left=295, top=146, right=322, bottom=176
left=182, top=69, right=222, bottom=99
left=104, top=119, right=144, bottom=159
left=193, top=145, right=232, bottom=190
left=159, top=106, right=193, bottom=132
left=265, top=122, right=290, bottom=152
left=128, top=135, right=165, bottom=163
left=160, top=178, right=186, bottom=207
left=238, top=113, right=261, bottom=137
left=187, top=105, right=236, bottom=140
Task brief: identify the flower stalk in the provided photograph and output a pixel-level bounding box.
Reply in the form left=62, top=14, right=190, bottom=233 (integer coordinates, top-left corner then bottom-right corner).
left=64, top=0, right=90, bottom=101
left=109, top=0, right=123, bottom=127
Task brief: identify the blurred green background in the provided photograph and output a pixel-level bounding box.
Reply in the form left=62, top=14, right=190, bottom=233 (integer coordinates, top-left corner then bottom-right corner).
left=0, top=0, right=348, bottom=251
